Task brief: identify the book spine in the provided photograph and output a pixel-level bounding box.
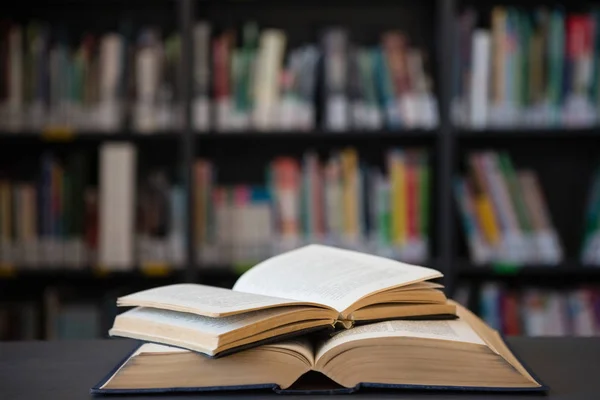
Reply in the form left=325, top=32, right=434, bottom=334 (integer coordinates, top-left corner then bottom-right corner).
left=388, top=150, right=406, bottom=248
left=406, top=151, right=418, bottom=242
left=469, top=29, right=491, bottom=127
left=98, top=143, right=136, bottom=270
left=322, top=29, right=349, bottom=131
left=253, top=30, right=286, bottom=131
left=341, top=148, right=359, bottom=243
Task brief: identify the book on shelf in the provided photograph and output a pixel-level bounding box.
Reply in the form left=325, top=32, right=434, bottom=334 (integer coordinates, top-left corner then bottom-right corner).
left=478, top=283, right=600, bottom=337
left=189, top=21, right=437, bottom=132
left=454, top=151, right=562, bottom=266
left=93, top=302, right=545, bottom=394
left=0, top=21, right=181, bottom=133
left=194, top=148, right=430, bottom=266
left=582, top=165, right=600, bottom=265
left=0, top=301, right=38, bottom=340
left=108, top=245, right=454, bottom=357
left=0, top=146, right=184, bottom=270
left=43, top=288, right=101, bottom=340
left=453, top=7, right=600, bottom=129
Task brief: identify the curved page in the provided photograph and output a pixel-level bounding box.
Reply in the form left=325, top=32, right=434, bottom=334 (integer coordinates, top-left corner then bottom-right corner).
left=234, top=245, right=442, bottom=313
left=118, top=283, right=330, bottom=317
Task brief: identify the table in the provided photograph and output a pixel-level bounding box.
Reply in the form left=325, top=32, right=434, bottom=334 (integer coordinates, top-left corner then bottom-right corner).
left=1, top=338, right=599, bottom=399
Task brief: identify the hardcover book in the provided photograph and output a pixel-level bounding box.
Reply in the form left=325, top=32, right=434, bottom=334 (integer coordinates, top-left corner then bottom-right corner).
left=93, top=303, right=545, bottom=394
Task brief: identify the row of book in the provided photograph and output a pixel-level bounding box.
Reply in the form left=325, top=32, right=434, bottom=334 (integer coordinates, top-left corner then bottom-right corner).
left=454, top=151, right=563, bottom=265
left=454, top=7, right=600, bottom=129
left=0, top=21, right=437, bottom=133
left=476, top=284, right=600, bottom=337
left=0, top=145, right=185, bottom=269
left=194, top=23, right=438, bottom=132
left=582, top=165, right=600, bottom=265
left=195, top=148, right=431, bottom=265
left=0, top=289, right=107, bottom=341
left=0, top=22, right=183, bottom=132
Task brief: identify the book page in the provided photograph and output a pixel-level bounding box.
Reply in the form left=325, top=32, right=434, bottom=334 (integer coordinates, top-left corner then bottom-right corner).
left=135, top=340, right=314, bottom=365
left=233, top=245, right=442, bottom=312
left=118, top=283, right=323, bottom=317
left=135, top=343, right=188, bottom=356
left=266, top=338, right=315, bottom=366
left=315, top=319, right=485, bottom=361
left=114, top=306, right=314, bottom=336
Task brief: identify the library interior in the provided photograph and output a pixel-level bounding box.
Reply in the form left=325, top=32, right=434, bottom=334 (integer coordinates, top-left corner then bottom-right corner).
left=2, top=0, right=600, bottom=378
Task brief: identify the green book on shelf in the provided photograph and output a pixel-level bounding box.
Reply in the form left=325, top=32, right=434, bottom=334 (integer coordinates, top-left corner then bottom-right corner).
left=498, top=153, right=532, bottom=234
left=548, top=9, right=565, bottom=109
left=519, top=10, right=532, bottom=107
left=582, top=166, right=600, bottom=255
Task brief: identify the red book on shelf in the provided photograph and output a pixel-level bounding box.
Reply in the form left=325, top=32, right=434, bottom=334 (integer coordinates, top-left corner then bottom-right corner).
left=272, top=158, right=300, bottom=239
left=212, top=33, right=232, bottom=101
left=502, top=291, right=521, bottom=336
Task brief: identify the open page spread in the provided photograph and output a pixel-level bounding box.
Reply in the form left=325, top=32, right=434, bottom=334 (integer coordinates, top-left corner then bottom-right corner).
left=233, top=245, right=442, bottom=312
left=118, top=283, right=326, bottom=317
left=315, top=319, right=485, bottom=361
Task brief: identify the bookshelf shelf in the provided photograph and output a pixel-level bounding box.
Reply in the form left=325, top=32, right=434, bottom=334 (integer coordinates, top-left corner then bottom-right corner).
left=456, top=128, right=600, bottom=139
left=0, top=132, right=182, bottom=143
left=195, top=130, right=439, bottom=139
left=458, top=262, right=600, bottom=282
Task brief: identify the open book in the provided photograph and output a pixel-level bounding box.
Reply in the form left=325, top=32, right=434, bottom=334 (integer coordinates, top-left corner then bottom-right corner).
left=93, top=303, right=545, bottom=394
left=109, top=245, right=455, bottom=357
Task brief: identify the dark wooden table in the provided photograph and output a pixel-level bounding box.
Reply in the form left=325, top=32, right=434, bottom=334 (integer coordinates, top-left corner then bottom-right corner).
left=1, top=338, right=599, bottom=399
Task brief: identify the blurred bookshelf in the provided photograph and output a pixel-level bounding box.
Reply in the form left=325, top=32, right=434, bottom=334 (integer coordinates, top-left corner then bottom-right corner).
left=3, top=0, right=600, bottom=340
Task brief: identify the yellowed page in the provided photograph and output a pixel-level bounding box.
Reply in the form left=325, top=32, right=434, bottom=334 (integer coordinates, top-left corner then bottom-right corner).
left=316, top=319, right=485, bottom=361
left=112, top=306, right=315, bottom=337
left=233, top=245, right=442, bottom=313
left=118, top=283, right=326, bottom=317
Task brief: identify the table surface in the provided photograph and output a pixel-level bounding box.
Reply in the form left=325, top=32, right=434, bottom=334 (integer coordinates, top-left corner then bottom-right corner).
left=1, top=337, right=599, bottom=400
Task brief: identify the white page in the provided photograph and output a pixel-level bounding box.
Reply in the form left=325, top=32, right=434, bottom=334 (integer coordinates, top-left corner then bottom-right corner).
left=316, top=319, right=485, bottom=361
left=233, top=245, right=442, bottom=312
left=113, top=306, right=311, bottom=336
left=118, top=284, right=324, bottom=317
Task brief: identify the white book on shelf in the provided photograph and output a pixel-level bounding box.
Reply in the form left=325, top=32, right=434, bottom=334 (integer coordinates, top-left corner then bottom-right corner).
left=98, top=33, right=124, bottom=132
left=568, top=291, right=596, bottom=337
left=523, top=290, right=547, bottom=337
left=253, top=30, right=286, bottom=131
left=469, top=30, right=490, bottom=129
left=99, top=143, right=136, bottom=270
left=134, top=43, right=161, bottom=133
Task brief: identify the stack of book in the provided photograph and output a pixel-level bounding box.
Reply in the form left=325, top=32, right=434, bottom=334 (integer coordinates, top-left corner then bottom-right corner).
left=453, top=7, right=600, bottom=128
left=582, top=165, right=600, bottom=265
left=0, top=144, right=184, bottom=270
left=195, top=148, right=430, bottom=266
left=192, top=23, right=438, bottom=132
left=0, top=22, right=181, bottom=133
left=454, top=151, right=563, bottom=265
left=91, top=245, right=545, bottom=394
left=479, top=283, right=600, bottom=337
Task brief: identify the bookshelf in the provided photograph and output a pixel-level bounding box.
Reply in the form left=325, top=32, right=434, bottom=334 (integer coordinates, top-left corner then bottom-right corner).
left=2, top=0, right=600, bottom=340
